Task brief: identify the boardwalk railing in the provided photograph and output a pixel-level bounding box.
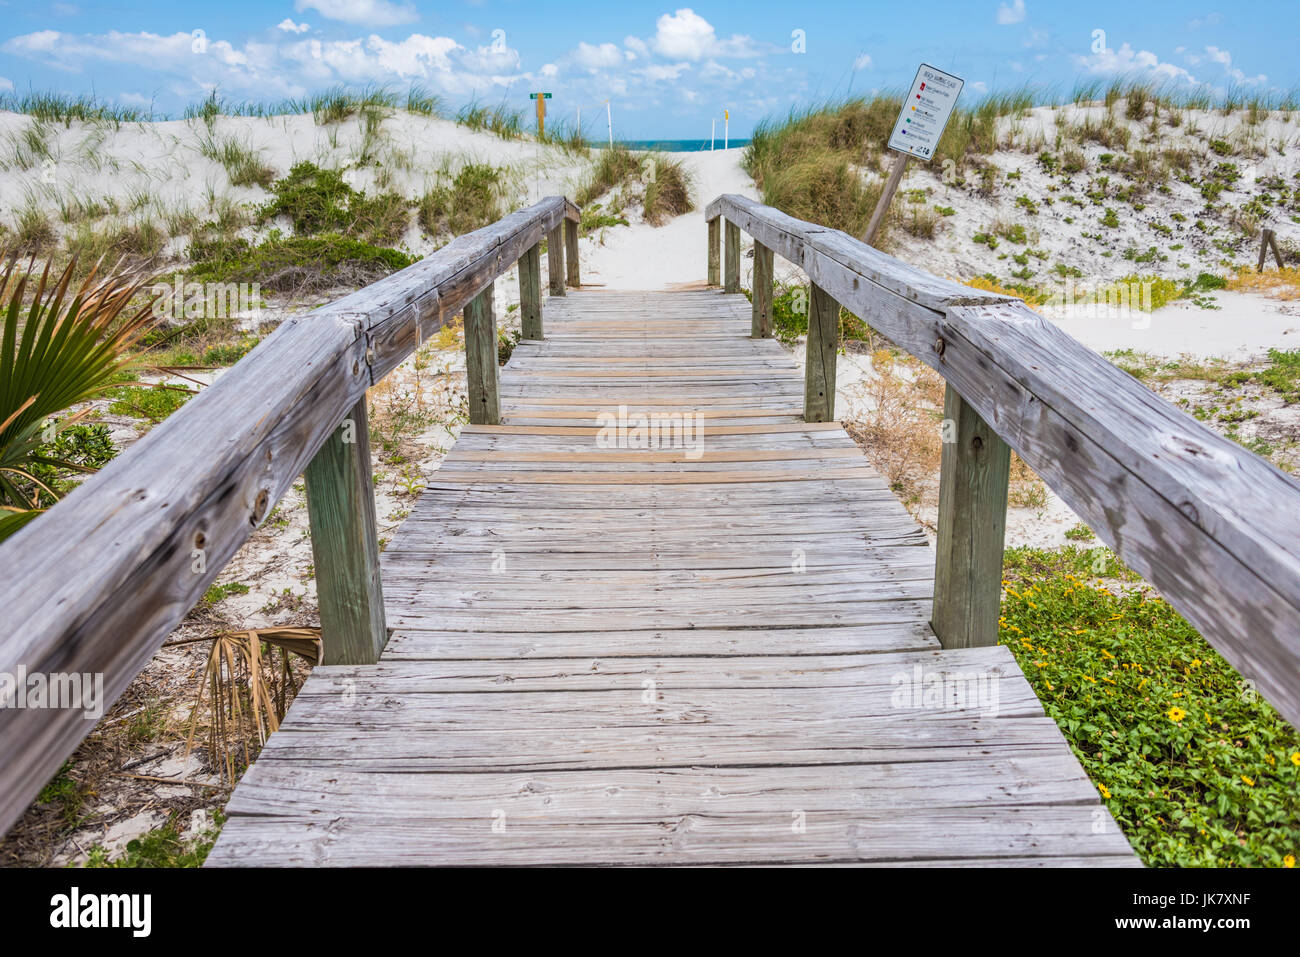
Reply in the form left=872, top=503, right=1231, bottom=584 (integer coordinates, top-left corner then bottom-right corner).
left=706, top=193, right=1300, bottom=730
left=0, top=196, right=580, bottom=836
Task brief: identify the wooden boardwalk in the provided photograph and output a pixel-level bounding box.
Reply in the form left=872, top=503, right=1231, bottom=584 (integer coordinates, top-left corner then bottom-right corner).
left=206, top=289, right=1137, bottom=866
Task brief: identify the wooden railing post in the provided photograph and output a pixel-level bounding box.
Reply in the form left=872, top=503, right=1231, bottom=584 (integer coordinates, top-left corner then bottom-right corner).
left=464, top=283, right=501, bottom=425
left=547, top=226, right=566, bottom=296
left=752, top=241, right=774, bottom=338
left=564, top=219, right=581, bottom=288
left=519, top=243, right=543, bottom=340
left=803, top=283, right=838, bottom=422
left=707, top=217, right=720, bottom=286
left=304, top=398, right=388, bottom=666
left=724, top=220, right=740, bottom=293
left=931, top=383, right=1011, bottom=649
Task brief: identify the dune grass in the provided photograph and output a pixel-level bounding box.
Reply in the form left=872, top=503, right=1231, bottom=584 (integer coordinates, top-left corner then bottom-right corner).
left=418, top=163, right=507, bottom=237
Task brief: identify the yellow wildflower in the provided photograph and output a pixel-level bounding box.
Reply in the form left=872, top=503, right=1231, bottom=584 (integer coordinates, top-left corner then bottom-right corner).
left=1167, top=706, right=1187, bottom=723
left=1241, top=776, right=1255, bottom=787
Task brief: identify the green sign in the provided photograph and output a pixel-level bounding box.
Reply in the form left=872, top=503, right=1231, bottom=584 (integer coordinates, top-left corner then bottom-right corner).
left=529, top=92, right=552, bottom=100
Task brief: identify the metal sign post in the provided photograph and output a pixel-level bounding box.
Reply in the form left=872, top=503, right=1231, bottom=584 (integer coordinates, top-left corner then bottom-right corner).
left=862, top=63, right=964, bottom=246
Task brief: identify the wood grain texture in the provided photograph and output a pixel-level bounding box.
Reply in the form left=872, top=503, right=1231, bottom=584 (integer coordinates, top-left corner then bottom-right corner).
left=0, top=196, right=578, bottom=836
left=932, top=383, right=1011, bottom=649
left=707, top=217, right=720, bottom=286
left=518, top=242, right=542, bottom=340
left=804, top=283, right=839, bottom=423
left=304, top=399, right=388, bottom=665
left=708, top=193, right=1300, bottom=728
left=752, top=240, right=774, bottom=338
left=208, top=289, right=1133, bottom=867
left=463, top=283, right=500, bottom=426
left=564, top=220, right=580, bottom=288
left=724, top=219, right=741, bottom=294
left=547, top=226, right=566, bottom=296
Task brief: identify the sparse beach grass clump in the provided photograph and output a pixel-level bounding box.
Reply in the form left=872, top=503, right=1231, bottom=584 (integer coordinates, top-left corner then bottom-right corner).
left=418, top=163, right=507, bottom=237
left=259, top=161, right=408, bottom=246
left=197, top=133, right=276, bottom=189
left=456, top=100, right=525, bottom=139
left=643, top=155, right=694, bottom=225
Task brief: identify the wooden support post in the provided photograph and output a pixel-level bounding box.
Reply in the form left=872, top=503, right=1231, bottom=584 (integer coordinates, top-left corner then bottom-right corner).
left=464, top=283, right=500, bottom=425
left=803, top=283, right=839, bottom=422
left=724, top=220, right=741, bottom=294
left=931, top=383, right=1012, bottom=649
left=547, top=226, right=566, bottom=296
left=707, top=217, right=720, bottom=286
left=862, top=151, right=909, bottom=248
left=519, top=243, right=543, bottom=340
left=1259, top=228, right=1285, bottom=271
left=564, top=219, right=580, bottom=288
left=304, top=398, right=388, bottom=666
left=752, top=241, right=774, bottom=338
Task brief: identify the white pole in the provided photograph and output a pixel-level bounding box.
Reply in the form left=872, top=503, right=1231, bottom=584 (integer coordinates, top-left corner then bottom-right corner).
left=606, top=100, right=613, bottom=147
left=711, top=118, right=715, bottom=150
left=724, top=111, right=729, bottom=150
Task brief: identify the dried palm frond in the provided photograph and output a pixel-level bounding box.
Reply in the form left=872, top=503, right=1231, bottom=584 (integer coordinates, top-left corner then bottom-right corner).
left=184, top=627, right=321, bottom=784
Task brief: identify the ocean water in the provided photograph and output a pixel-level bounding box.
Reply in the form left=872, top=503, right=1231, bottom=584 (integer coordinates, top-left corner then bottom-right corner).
left=613, top=138, right=751, bottom=152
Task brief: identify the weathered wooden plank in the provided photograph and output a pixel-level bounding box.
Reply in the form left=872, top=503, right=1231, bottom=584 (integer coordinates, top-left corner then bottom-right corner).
left=0, top=195, right=581, bottom=838
left=303, top=399, right=388, bottom=665
left=707, top=217, right=720, bottom=286
left=724, top=219, right=741, bottom=293
left=931, top=384, right=1011, bottom=649
left=752, top=240, right=774, bottom=338
left=564, top=219, right=580, bottom=288
left=709, top=194, right=1300, bottom=727
left=463, top=283, right=501, bottom=426
left=804, top=283, right=839, bottom=423
left=518, top=242, right=543, bottom=340
left=547, top=225, right=566, bottom=296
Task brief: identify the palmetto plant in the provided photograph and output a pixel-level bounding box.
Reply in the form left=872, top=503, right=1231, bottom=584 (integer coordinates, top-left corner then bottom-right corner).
left=0, top=254, right=158, bottom=540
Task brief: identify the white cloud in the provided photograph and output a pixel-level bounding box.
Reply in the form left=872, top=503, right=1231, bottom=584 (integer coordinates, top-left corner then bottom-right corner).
left=294, top=0, right=417, bottom=27
left=970, top=80, right=989, bottom=93
left=650, top=8, right=757, bottom=60
left=1073, top=42, right=1197, bottom=85
left=0, top=75, right=13, bottom=92
left=1204, top=45, right=1232, bottom=66
left=853, top=53, right=872, bottom=71
left=624, top=36, right=649, bottom=59
left=639, top=61, right=691, bottom=82
left=572, top=41, right=623, bottom=70
left=997, top=0, right=1026, bottom=25
left=1, top=27, right=528, bottom=99
left=277, top=19, right=311, bottom=34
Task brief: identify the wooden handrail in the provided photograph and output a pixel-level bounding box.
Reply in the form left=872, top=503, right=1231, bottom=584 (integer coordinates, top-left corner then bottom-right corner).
left=0, top=195, right=580, bottom=836
left=707, top=192, right=1300, bottom=730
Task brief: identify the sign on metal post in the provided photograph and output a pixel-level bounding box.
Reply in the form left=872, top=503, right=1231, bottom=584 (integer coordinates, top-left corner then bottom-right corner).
left=530, top=92, right=552, bottom=137
left=887, top=64, right=964, bottom=161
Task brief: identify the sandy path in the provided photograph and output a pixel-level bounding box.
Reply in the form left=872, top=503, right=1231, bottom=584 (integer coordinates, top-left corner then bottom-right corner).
left=580, top=147, right=758, bottom=290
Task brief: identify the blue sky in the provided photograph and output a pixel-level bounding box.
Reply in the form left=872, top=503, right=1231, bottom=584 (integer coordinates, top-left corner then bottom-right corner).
left=0, top=1, right=1295, bottom=139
